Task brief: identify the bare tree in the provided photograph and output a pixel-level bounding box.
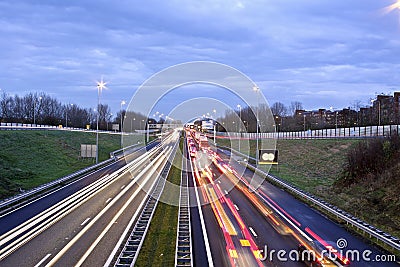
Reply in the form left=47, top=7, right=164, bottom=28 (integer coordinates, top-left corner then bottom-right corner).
left=271, top=102, right=288, bottom=117
left=289, top=101, right=303, bottom=116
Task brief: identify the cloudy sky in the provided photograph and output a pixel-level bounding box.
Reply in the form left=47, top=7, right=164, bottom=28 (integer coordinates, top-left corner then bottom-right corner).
left=1, top=0, right=400, bottom=118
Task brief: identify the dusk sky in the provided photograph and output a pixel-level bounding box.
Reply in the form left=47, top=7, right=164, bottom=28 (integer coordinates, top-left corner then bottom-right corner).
left=1, top=0, right=400, bottom=118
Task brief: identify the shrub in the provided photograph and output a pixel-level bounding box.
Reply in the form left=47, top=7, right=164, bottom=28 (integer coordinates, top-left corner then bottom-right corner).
left=339, top=134, right=400, bottom=186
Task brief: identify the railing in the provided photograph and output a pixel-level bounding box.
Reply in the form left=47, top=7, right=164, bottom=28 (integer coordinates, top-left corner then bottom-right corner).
left=218, top=145, right=400, bottom=252
left=210, top=124, right=400, bottom=140
left=0, top=158, right=115, bottom=211
left=174, top=144, right=193, bottom=267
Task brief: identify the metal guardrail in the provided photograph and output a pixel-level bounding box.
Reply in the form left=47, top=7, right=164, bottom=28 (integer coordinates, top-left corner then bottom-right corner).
left=218, top=145, right=400, bottom=252
left=174, top=145, right=192, bottom=267
left=113, top=140, right=179, bottom=266
left=0, top=158, right=114, bottom=210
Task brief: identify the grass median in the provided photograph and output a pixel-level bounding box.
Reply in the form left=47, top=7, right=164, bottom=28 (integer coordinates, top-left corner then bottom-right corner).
left=135, top=137, right=183, bottom=267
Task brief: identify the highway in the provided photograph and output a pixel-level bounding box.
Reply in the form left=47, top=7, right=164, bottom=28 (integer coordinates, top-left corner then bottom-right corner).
left=0, top=128, right=398, bottom=267
left=0, top=130, right=180, bottom=267
left=187, top=128, right=399, bottom=267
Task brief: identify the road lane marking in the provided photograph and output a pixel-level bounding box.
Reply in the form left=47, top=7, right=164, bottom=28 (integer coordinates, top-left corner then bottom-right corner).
left=240, top=239, right=250, bottom=246
left=120, top=185, right=125, bottom=190
left=80, top=218, right=90, bottom=226
left=76, top=146, right=175, bottom=267
left=224, top=190, right=228, bottom=195
left=106, top=198, right=112, bottom=203
left=249, top=227, right=258, bottom=237
left=46, top=147, right=171, bottom=267
left=190, top=159, right=214, bottom=267
left=234, top=204, right=239, bottom=211
left=34, top=253, right=51, bottom=267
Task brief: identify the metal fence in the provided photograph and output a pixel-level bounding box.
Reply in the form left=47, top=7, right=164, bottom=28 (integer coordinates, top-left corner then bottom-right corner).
left=214, top=124, right=400, bottom=139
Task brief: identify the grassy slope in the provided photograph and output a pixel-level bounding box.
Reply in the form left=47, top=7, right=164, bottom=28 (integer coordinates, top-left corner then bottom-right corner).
left=270, top=139, right=400, bottom=239
left=135, top=138, right=182, bottom=267
left=0, top=130, right=120, bottom=199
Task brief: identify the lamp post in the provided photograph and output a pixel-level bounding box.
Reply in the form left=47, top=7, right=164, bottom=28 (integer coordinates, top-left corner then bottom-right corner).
left=237, top=104, right=241, bottom=152
left=330, top=107, right=338, bottom=136
left=253, top=86, right=260, bottom=165
left=370, top=99, right=381, bottom=126
left=120, top=100, right=126, bottom=131
left=213, top=109, right=217, bottom=144
left=96, top=78, right=107, bottom=164
left=120, top=100, right=126, bottom=148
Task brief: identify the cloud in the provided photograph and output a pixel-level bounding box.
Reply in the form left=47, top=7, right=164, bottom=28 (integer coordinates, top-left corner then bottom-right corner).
left=0, top=0, right=399, bottom=117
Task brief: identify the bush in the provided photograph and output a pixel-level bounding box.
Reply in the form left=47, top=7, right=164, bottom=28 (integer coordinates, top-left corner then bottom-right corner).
left=339, top=134, right=400, bottom=186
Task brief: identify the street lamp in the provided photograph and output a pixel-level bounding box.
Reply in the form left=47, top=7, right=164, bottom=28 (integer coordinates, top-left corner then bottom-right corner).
left=213, top=109, right=217, bottom=144
left=371, top=99, right=381, bottom=126
left=120, top=100, right=126, bottom=148
left=96, top=77, right=107, bottom=164
left=120, top=100, right=126, bottom=131
left=237, top=104, right=241, bottom=152
left=253, top=86, right=260, bottom=164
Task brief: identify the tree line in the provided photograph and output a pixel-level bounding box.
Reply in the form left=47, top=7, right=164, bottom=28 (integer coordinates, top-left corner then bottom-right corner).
left=216, top=101, right=304, bottom=132
left=0, top=92, right=115, bottom=130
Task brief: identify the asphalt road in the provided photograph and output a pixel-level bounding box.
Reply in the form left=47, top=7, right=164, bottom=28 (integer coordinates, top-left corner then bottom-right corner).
left=0, top=133, right=179, bottom=267
left=0, top=141, right=159, bottom=236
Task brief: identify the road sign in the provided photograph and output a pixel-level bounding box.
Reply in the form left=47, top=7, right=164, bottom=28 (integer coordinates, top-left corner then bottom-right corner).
left=112, top=124, right=120, bottom=131
left=258, top=149, right=278, bottom=164
left=81, top=144, right=97, bottom=158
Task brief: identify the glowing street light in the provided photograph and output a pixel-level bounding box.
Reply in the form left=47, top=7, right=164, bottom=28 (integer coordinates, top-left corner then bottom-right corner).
left=253, top=86, right=260, bottom=165
left=96, top=77, right=107, bottom=164
left=382, top=0, right=400, bottom=14
left=213, top=109, right=217, bottom=144
left=120, top=100, right=126, bottom=148
left=237, top=104, right=242, bottom=152
left=381, top=0, right=400, bottom=26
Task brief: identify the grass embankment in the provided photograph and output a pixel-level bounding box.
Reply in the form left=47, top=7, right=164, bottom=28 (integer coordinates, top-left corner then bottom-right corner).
left=135, top=138, right=183, bottom=267
left=218, top=137, right=400, bottom=242
left=0, top=130, right=120, bottom=199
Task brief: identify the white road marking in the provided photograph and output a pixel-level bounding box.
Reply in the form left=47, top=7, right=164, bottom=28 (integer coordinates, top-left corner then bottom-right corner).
left=80, top=218, right=90, bottom=226
left=34, top=253, right=51, bottom=267
left=190, top=160, right=214, bottom=267
left=249, top=227, right=258, bottom=237
left=106, top=198, right=112, bottom=203
left=120, top=185, right=125, bottom=190
left=234, top=204, right=239, bottom=211
left=46, top=148, right=171, bottom=267
left=218, top=180, right=221, bottom=184
left=224, top=190, right=228, bottom=195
